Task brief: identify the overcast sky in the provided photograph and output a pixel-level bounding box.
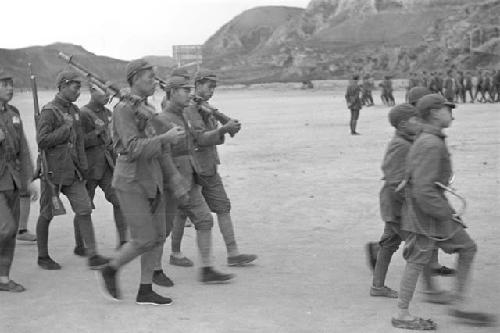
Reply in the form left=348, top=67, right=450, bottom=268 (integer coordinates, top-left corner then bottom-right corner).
left=4, top=0, right=309, bottom=60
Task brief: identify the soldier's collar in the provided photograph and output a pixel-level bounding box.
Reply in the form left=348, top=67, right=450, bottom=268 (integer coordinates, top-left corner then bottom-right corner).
left=165, top=103, right=184, bottom=115
left=421, top=123, right=446, bottom=138
left=54, top=93, right=73, bottom=108
left=395, top=129, right=415, bottom=143
left=0, top=102, right=7, bottom=112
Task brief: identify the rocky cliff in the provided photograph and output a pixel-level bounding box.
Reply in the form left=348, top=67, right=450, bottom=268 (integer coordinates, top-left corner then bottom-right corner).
left=202, top=0, right=500, bottom=83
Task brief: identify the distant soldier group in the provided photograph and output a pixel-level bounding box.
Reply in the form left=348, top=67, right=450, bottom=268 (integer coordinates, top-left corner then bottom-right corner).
left=0, top=60, right=257, bottom=305
left=407, top=69, right=500, bottom=104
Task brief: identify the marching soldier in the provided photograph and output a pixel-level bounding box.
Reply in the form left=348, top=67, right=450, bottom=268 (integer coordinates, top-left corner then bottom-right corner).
left=73, top=85, right=127, bottom=255
left=345, top=75, right=362, bottom=135
left=168, top=70, right=257, bottom=268
left=151, top=74, right=235, bottom=283
left=361, top=74, right=374, bottom=106
left=0, top=71, right=38, bottom=292
left=392, top=94, right=495, bottom=329
left=35, top=71, right=108, bottom=270
left=98, top=60, right=186, bottom=304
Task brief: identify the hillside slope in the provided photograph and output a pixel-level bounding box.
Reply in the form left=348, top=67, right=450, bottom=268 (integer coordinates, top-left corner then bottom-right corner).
left=202, top=0, right=500, bottom=83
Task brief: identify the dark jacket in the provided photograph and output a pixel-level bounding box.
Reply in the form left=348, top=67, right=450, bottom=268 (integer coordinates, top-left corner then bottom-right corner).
left=80, top=101, right=115, bottom=180
left=0, top=103, right=33, bottom=192
left=443, top=77, right=456, bottom=100
left=36, top=94, right=87, bottom=186
left=345, top=81, right=362, bottom=110
left=379, top=131, right=413, bottom=223
left=401, top=124, right=460, bottom=238
left=184, top=102, right=225, bottom=177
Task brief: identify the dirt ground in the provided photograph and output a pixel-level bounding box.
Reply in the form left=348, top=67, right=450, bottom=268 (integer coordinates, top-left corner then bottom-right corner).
left=1, top=89, right=499, bottom=333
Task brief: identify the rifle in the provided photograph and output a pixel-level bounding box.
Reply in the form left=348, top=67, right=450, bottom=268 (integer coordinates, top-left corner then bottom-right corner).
left=191, top=95, right=238, bottom=137
left=29, top=63, right=66, bottom=216
left=57, top=52, right=123, bottom=101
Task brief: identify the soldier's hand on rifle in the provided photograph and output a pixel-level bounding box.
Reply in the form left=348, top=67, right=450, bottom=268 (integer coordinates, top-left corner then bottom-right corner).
left=28, top=182, right=39, bottom=201
left=0, top=128, right=5, bottom=142
left=221, top=119, right=241, bottom=135
left=160, top=126, right=185, bottom=145
left=63, top=114, right=74, bottom=128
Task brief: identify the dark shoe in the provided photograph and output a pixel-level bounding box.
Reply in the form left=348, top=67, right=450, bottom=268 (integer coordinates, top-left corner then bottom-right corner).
left=0, top=280, right=26, bottom=292
left=432, top=266, right=456, bottom=276
left=73, top=246, right=86, bottom=257
left=152, top=270, right=174, bottom=287
left=136, top=290, right=173, bottom=306
left=365, top=242, right=379, bottom=271
left=88, top=255, right=109, bottom=270
left=227, top=254, right=257, bottom=266
left=449, top=309, right=497, bottom=327
left=200, top=267, right=234, bottom=284
left=370, top=286, right=398, bottom=298
left=38, top=256, right=61, bottom=270
left=169, top=255, right=194, bottom=267
left=98, top=265, right=121, bottom=301
left=391, top=317, right=437, bottom=330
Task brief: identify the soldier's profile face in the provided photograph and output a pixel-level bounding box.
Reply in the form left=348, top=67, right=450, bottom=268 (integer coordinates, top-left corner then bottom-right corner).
left=135, top=69, right=156, bottom=97
left=62, top=82, right=81, bottom=102
left=197, top=80, right=216, bottom=100
left=0, top=79, right=14, bottom=103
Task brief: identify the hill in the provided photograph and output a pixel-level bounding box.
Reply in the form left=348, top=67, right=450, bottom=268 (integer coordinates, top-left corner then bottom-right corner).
left=0, top=43, right=175, bottom=89
left=202, top=0, right=500, bottom=83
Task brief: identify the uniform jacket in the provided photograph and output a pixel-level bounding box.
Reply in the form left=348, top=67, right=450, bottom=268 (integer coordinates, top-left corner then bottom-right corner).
left=379, top=131, right=413, bottom=223
left=111, top=96, right=166, bottom=198
left=464, top=76, right=473, bottom=90
left=401, top=124, right=460, bottom=238
left=152, top=104, right=199, bottom=186
left=345, top=81, right=362, bottom=110
left=36, top=94, right=87, bottom=186
left=0, top=103, right=33, bottom=192
left=80, top=101, right=115, bottom=180
left=184, top=102, right=225, bottom=177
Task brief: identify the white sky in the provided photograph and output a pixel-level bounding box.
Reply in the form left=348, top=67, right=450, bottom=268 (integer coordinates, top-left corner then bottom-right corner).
left=4, top=0, right=309, bottom=60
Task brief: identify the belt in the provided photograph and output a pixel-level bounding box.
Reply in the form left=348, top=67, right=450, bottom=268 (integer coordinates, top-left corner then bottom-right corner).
left=171, top=150, right=190, bottom=158
left=118, top=152, right=128, bottom=156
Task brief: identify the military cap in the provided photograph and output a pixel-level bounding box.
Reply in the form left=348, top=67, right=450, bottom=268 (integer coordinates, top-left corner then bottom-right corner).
left=126, top=59, right=153, bottom=82
left=56, top=71, right=81, bottom=87
left=171, top=68, right=190, bottom=80
left=416, top=94, right=455, bottom=117
left=388, top=103, right=418, bottom=128
left=194, top=70, right=217, bottom=82
left=408, top=87, right=432, bottom=105
left=166, top=75, right=194, bottom=90
left=0, top=69, right=13, bottom=81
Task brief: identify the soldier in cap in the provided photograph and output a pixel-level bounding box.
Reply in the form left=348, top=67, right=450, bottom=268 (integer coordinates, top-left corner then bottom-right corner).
left=167, top=70, right=257, bottom=268
left=392, top=94, right=495, bottom=329
left=98, top=59, right=185, bottom=305
left=0, top=71, right=38, bottom=292
left=35, top=71, right=108, bottom=270
left=150, top=73, right=235, bottom=283
left=443, top=70, right=456, bottom=103
left=345, top=74, right=362, bottom=135
left=72, top=85, right=127, bottom=255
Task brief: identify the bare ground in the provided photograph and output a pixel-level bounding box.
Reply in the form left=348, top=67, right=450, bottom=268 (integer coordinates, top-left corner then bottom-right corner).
left=1, top=89, right=499, bottom=333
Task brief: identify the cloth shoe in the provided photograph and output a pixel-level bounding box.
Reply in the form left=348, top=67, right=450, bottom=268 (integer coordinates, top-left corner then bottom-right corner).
left=169, top=255, right=194, bottom=267
left=16, top=231, right=36, bottom=242
left=152, top=270, right=174, bottom=287
left=136, top=291, right=173, bottom=306
left=200, top=267, right=234, bottom=284
left=370, top=285, right=398, bottom=298
left=227, top=254, right=257, bottom=266
left=98, top=265, right=120, bottom=301
left=38, top=256, right=61, bottom=270
left=0, top=280, right=26, bottom=292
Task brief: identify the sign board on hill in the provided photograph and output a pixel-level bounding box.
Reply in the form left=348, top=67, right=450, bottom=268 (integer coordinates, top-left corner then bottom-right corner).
left=172, top=45, right=202, bottom=69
